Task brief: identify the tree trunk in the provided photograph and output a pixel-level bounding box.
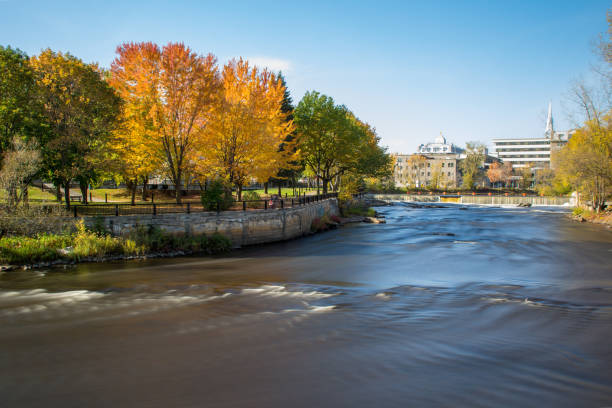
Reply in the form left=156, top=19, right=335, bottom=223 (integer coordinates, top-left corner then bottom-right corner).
left=238, top=184, right=243, bottom=201
left=278, top=182, right=282, bottom=196
left=55, top=183, right=62, bottom=203
left=264, top=182, right=268, bottom=194
left=174, top=173, right=182, bottom=204
left=131, top=178, right=137, bottom=205
left=322, top=178, right=329, bottom=194
left=63, top=182, right=71, bottom=210
left=141, top=175, right=148, bottom=201
left=79, top=181, right=88, bottom=205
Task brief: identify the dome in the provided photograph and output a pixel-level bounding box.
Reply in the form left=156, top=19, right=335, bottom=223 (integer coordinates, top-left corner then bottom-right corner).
left=434, top=132, right=446, bottom=145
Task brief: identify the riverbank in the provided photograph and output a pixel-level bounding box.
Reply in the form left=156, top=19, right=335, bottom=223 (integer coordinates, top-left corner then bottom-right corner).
left=568, top=207, right=612, bottom=227
left=0, top=197, right=383, bottom=270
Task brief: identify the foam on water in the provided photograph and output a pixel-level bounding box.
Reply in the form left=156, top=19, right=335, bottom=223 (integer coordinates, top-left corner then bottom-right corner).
left=241, top=284, right=336, bottom=299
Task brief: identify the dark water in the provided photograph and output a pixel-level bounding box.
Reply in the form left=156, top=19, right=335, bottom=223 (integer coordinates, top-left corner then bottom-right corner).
left=1, top=204, right=612, bottom=407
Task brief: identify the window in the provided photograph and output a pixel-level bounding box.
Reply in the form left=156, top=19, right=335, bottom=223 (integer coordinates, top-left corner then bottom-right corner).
left=442, top=163, right=445, bottom=167
left=427, top=172, right=430, bottom=176
left=448, top=163, right=454, bottom=167
left=427, top=163, right=431, bottom=167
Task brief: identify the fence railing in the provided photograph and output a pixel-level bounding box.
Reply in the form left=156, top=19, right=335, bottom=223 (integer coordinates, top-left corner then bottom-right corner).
left=71, top=193, right=338, bottom=217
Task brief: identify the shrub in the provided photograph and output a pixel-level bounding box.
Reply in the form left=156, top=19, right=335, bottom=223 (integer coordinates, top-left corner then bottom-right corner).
left=311, top=215, right=331, bottom=232
left=201, top=179, right=234, bottom=211
left=0, top=205, right=74, bottom=237
left=241, top=190, right=261, bottom=201
left=330, top=215, right=341, bottom=223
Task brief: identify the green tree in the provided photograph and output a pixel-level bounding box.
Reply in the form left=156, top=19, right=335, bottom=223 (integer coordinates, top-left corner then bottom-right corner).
left=0, top=46, right=44, bottom=155
left=294, top=91, right=389, bottom=194
left=31, top=49, right=122, bottom=208
left=460, top=142, right=486, bottom=189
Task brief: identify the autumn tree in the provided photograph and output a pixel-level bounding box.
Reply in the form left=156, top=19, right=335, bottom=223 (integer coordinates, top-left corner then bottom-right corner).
left=406, top=154, right=427, bottom=188
left=109, top=43, right=164, bottom=204
left=429, top=162, right=444, bottom=190
left=460, top=142, right=486, bottom=189
left=110, top=42, right=220, bottom=204
left=31, top=49, right=121, bottom=208
left=556, top=115, right=612, bottom=211
left=486, top=162, right=504, bottom=188
left=201, top=59, right=295, bottom=199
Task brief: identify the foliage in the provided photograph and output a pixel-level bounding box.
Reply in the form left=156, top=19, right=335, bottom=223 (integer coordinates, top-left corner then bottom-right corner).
left=486, top=162, right=513, bottom=187
left=0, top=204, right=73, bottom=237
left=110, top=42, right=220, bottom=204
left=200, top=179, right=233, bottom=211
left=0, top=137, right=41, bottom=209
left=200, top=59, right=296, bottom=196
left=241, top=190, right=261, bottom=201
left=0, top=46, right=43, bottom=156
left=0, top=220, right=231, bottom=265
left=556, top=114, right=612, bottom=211
left=294, top=91, right=390, bottom=194
left=127, top=225, right=230, bottom=254
left=460, top=142, right=486, bottom=189
left=311, top=215, right=332, bottom=232
left=31, top=49, right=122, bottom=208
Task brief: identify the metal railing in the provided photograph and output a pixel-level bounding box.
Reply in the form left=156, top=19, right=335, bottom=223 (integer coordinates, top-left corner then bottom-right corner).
left=71, top=193, right=338, bottom=217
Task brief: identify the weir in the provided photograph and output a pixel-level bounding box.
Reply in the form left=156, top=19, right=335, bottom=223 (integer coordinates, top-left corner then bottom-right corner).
left=367, top=193, right=574, bottom=206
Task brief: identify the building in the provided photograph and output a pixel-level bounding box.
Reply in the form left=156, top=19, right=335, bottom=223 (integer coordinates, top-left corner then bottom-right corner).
left=393, top=132, right=461, bottom=188
left=417, top=133, right=463, bottom=154
left=393, top=153, right=458, bottom=188
left=492, top=103, right=573, bottom=168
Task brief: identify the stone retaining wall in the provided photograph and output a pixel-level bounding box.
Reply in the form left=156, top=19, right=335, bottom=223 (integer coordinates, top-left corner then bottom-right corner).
left=82, top=199, right=339, bottom=248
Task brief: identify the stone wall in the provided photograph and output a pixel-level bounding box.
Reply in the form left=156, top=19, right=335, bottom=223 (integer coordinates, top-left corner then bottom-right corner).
left=82, top=199, right=339, bottom=248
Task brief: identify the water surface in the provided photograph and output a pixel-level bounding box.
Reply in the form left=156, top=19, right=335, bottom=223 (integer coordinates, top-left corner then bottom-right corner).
left=1, top=204, right=611, bottom=407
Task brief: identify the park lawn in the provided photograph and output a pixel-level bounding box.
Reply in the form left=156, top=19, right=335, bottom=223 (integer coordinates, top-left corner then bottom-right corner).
left=89, top=188, right=199, bottom=203
left=245, top=187, right=319, bottom=198
left=0, top=186, right=57, bottom=203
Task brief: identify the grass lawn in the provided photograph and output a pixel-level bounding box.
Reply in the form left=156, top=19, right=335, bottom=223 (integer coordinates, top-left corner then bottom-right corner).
left=89, top=188, right=181, bottom=203
left=244, top=187, right=319, bottom=198
left=0, top=186, right=58, bottom=203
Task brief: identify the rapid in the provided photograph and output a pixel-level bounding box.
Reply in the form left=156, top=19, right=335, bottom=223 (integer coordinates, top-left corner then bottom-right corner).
left=1, top=203, right=611, bottom=407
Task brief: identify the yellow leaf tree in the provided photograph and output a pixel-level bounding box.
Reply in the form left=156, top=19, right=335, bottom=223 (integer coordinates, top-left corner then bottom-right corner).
left=200, top=58, right=295, bottom=199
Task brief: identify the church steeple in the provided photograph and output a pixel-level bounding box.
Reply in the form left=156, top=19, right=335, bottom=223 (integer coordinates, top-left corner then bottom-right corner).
left=545, top=101, right=554, bottom=138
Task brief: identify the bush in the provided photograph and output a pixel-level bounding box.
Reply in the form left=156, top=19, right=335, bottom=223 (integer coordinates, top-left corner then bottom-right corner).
left=201, top=179, right=234, bottom=211
left=0, top=205, right=74, bottom=237
left=241, top=190, right=261, bottom=201
left=311, top=215, right=331, bottom=232
left=127, top=225, right=231, bottom=255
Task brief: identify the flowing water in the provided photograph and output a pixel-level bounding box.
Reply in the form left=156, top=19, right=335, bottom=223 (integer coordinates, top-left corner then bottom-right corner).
left=1, top=204, right=612, bottom=407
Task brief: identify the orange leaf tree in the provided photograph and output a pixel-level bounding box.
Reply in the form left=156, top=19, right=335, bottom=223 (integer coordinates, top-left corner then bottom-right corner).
left=110, top=42, right=220, bottom=203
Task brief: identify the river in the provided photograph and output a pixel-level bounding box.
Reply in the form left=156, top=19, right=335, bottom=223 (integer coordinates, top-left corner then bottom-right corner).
left=1, top=203, right=611, bottom=407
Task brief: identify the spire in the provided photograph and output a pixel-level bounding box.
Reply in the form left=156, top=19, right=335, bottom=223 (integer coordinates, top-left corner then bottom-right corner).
left=545, top=101, right=554, bottom=138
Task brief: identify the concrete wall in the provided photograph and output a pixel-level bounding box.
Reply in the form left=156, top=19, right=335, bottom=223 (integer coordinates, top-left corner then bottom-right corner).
left=368, top=194, right=573, bottom=206
left=82, top=199, right=339, bottom=248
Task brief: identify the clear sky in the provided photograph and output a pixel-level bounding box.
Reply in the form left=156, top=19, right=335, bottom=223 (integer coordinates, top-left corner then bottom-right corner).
left=1, top=0, right=609, bottom=153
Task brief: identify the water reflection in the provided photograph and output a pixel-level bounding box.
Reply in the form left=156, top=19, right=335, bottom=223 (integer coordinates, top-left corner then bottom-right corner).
left=1, top=204, right=611, bottom=407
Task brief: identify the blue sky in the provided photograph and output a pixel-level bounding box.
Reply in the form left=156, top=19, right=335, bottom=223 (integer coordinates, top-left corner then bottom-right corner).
left=1, top=0, right=609, bottom=152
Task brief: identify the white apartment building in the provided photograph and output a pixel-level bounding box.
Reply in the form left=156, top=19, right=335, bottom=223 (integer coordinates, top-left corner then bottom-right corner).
left=491, top=103, right=572, bottom=168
